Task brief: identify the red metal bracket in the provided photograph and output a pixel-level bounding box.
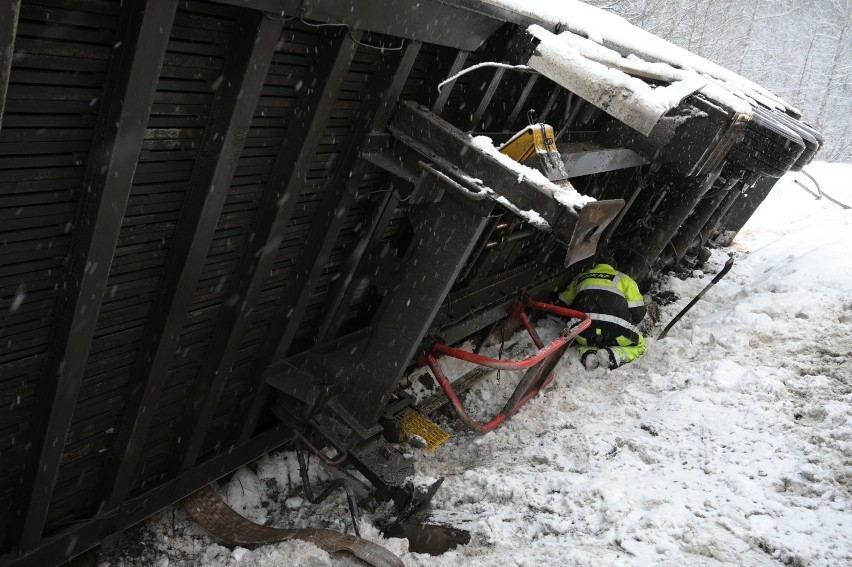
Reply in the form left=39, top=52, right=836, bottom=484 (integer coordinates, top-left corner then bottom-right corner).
left=421, top=298, right=589, bottom=433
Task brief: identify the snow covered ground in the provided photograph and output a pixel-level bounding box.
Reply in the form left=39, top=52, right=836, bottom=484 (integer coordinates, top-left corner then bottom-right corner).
left=103, top=162, right=851, bottom=566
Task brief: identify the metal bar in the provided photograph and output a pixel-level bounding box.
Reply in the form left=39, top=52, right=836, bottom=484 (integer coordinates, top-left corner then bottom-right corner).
left=444, top=24, right=515, bottom=128
left=474, top=217, right=518, bottom=278
left=0, top=0, right=20, bottom=133
left=456, top=213, right=503, bottom=284
left=556, top=93, right=583, bottom=141
left=504, top=74, right=538, bottom=130
left=240, top=41, right=425, bottom=439
left=213, top=0, right=500, bottom=50
left=13, top=0, right=179, bottom=552
left=700, top=188, right=743, bottom=246
left=424, top=306, right=585, bottom=432
left=2, top=425, right=293, bottom=567
left=237, top=41, right=423, bottom=441
left=658, top=256, right=734, bottom=340
left=800, top=169, right=850, bottom=209
left=314, top=185, right=400, bottom=344
left=539, top=87, right=562, bottom=123
left=390, top=101, right=623, bottom=257
left=431, top=263, right=572, bottom=347
left=469, top=67, right=505, bottom=130
left=333, top=191, right=496, bottom=427
left=420, top=366, right=492, bottom=415
left=167, top=28, right=359, bottom=475
left=431, top=50, right=469, bottom=114
left=264, top=43, right=420, bottom=356
left=101, top=10, right=282, bottom=510
left=793, top=179, right=820, bottom=200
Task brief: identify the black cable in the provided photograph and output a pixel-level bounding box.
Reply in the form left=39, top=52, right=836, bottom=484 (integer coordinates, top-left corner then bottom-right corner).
left=294, top=438, right=362, bottom=536
left=496, top=323, right=505, bottom=385
left=296, top=15, right=404, bottom=51
left=264, top=12, right=297, bottom=22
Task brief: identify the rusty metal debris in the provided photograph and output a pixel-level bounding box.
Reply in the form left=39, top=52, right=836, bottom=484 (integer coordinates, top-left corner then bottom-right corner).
left=181, top=485, right=403, bottom=567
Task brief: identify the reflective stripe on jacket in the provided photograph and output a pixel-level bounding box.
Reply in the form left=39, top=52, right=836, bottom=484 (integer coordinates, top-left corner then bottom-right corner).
left=560, top=263, right=646, bottom=346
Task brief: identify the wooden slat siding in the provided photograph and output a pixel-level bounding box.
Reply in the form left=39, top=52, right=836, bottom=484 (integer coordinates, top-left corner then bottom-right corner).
left=237, top=40, right=423, bottom=443
left=217, top=119, right=383, bottom=438
left=1, top=424, right=292, bottom=567
left=176, top=45, right=378, bottom=439
left=11, top=0, right=179, bottom=552
left=0, top=0, right=126, bottom=537
left=150, top=28, right=322, bottom=449
left=46, top=2, right=238, bottom=511
left=0, top=357, right=40, bottom=552
left=0, top=0, right=21, bottom=133
left=60, top=5, right=239, bottom=476
left=166, top=28, right=359, bottom=474
left=445, top=24, right=516, bottom=129
left=397, top=42, right=439, bottom=102
left=0, top=0, right=118, bottom=376
left=311, top=202, right=413, bottom=340
left=99, top=9, right=282, bottom=511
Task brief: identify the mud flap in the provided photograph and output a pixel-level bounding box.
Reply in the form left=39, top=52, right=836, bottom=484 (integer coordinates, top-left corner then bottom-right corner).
left=562, top=199, right=625, bottom=266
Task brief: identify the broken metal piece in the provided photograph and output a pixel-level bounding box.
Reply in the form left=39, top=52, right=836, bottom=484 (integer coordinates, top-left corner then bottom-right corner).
left=384, top=521, right=470, bottom=555
left=181, top=485, right=404, bottom=567
left=558, top=143, right=648, bottom=178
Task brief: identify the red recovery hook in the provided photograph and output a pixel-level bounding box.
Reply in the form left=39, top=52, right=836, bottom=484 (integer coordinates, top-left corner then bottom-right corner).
left=418, top=299, right=590, bottom=433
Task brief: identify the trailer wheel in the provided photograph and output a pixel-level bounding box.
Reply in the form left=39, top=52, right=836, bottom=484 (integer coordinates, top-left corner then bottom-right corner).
left=729, top=107, right=805, bottom=177
left=766, top=109, right=822, bottom=170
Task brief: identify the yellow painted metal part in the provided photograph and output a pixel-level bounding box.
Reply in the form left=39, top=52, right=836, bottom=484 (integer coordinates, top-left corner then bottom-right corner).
left=398, top=407, right=450, bottom=452
left=498, top=123, right=559, bottom=162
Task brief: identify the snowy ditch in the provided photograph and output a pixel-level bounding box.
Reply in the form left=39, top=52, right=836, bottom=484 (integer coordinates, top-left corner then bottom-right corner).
left=103, top=162, right=851, bottom=566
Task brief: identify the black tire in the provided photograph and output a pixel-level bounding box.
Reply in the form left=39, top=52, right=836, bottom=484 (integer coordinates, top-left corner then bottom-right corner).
left=766, top=109, right=822, bottom=170
left=729, top=107, right=805, bottom=177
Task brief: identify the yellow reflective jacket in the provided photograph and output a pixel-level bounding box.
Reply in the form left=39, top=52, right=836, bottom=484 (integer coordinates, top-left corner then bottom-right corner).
left=560, top=263, right=645, bottom=346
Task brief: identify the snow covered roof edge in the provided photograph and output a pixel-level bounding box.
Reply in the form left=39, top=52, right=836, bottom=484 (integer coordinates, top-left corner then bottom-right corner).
left=475, top=0, right=800, bottom=117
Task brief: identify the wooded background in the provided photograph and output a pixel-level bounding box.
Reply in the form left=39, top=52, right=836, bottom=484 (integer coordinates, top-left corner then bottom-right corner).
left=588, top=0, right=852, bottom=161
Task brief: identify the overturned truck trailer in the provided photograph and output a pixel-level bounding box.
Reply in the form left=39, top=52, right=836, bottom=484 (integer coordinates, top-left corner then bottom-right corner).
left=0, top=0, right=821, bottom=564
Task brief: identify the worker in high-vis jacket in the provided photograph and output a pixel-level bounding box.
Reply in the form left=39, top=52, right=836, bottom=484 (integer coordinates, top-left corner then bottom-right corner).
left=560, top=262, right=647, bottom=370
